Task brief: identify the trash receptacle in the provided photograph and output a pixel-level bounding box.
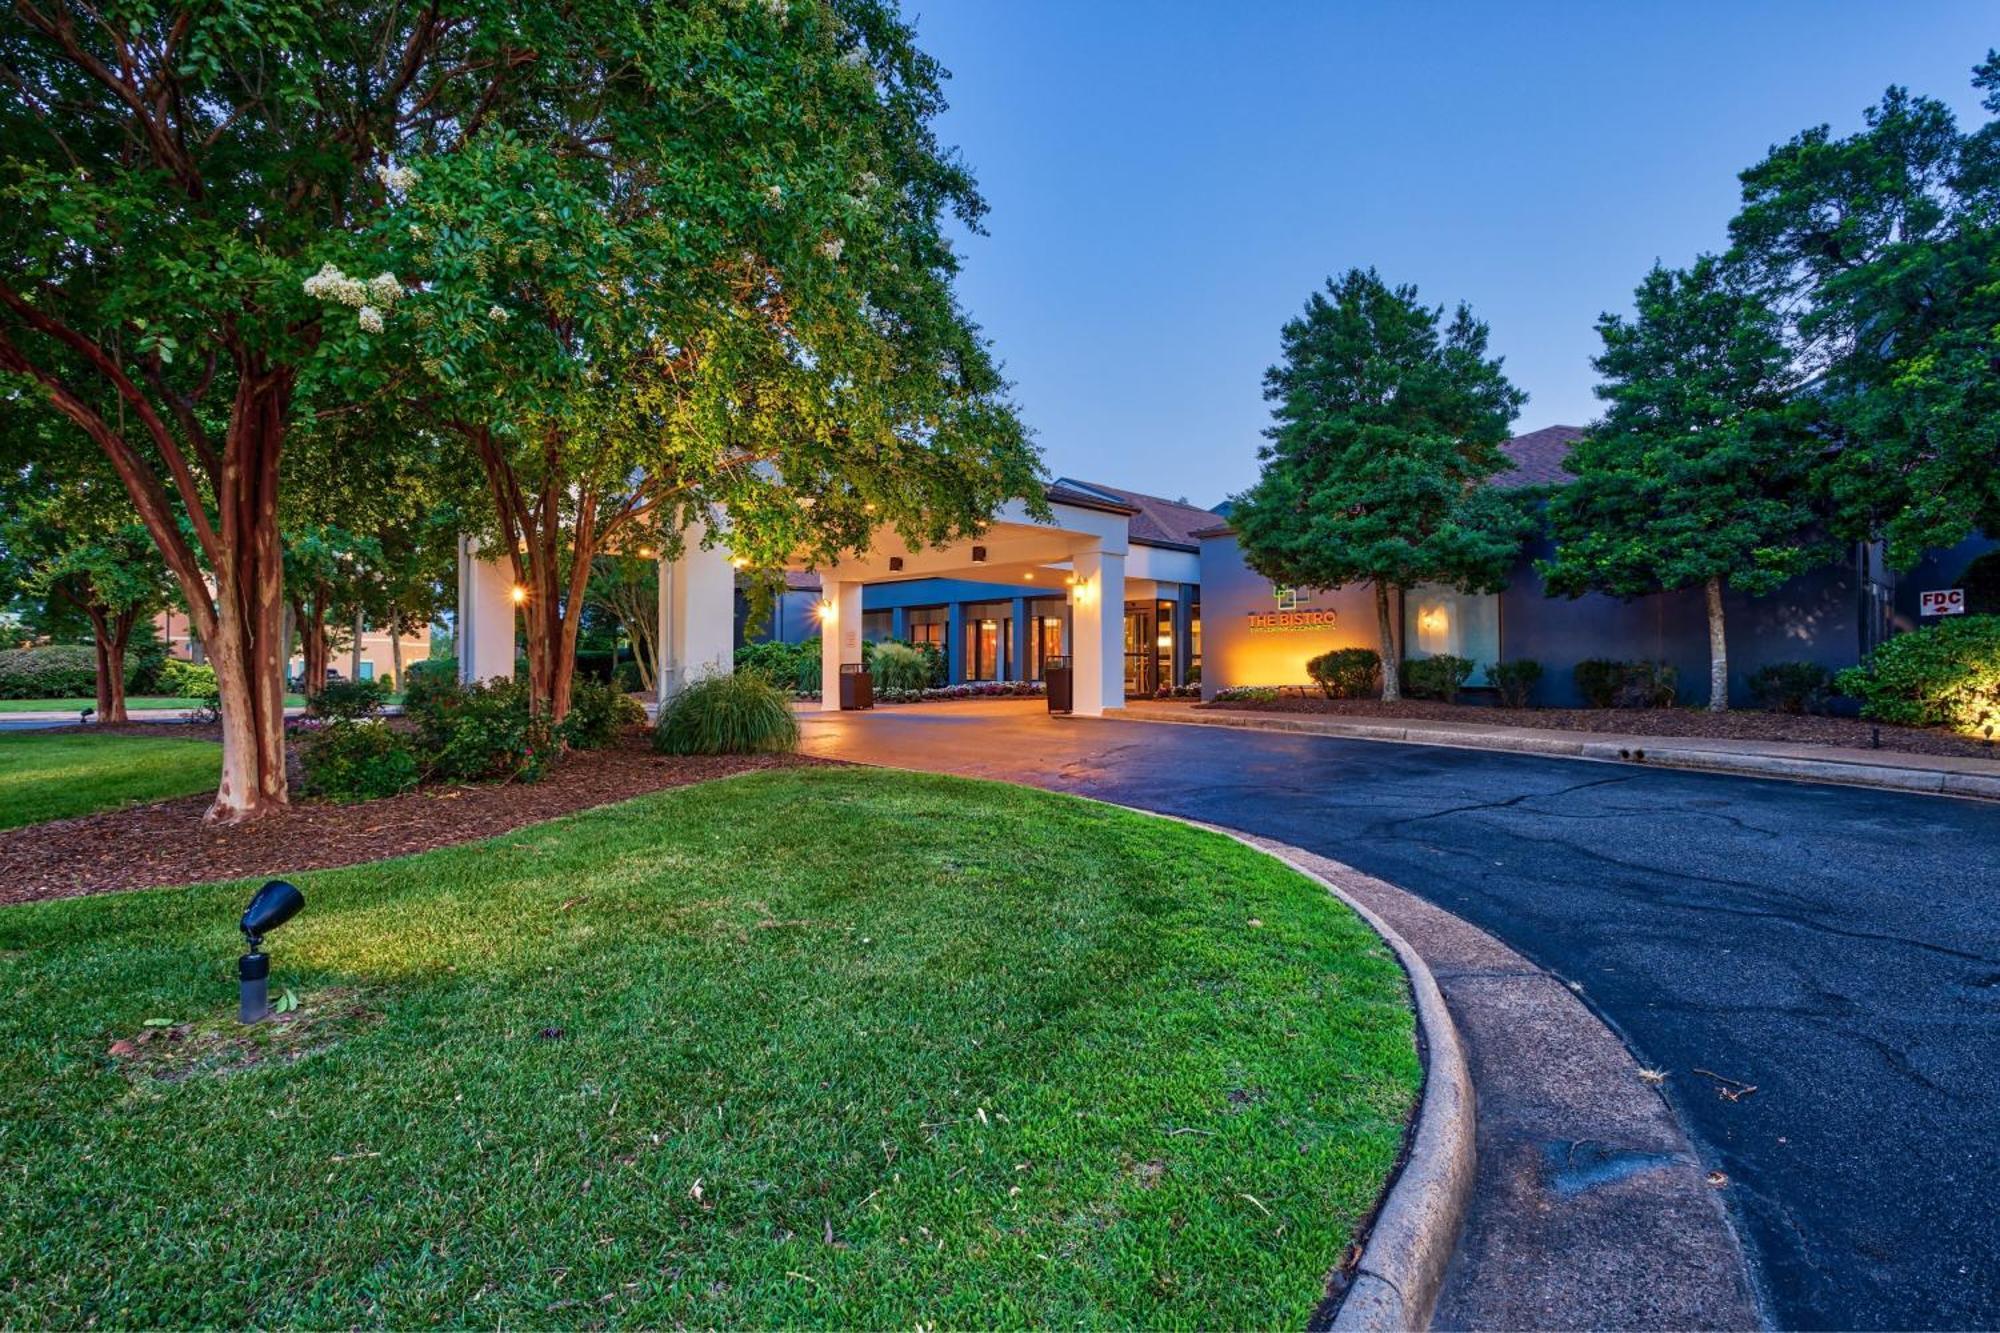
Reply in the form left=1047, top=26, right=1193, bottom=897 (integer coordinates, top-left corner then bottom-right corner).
left=839, top=662, right=873, bottom=711
left=1044, top=655, right=1073, bottom=714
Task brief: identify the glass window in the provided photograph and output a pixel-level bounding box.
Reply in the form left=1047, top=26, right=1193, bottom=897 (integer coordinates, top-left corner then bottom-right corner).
left=906, top=606, right=947, bottom=651
left=1030, top=604, right=1069, bottom=680
left=962, top=601, right=1010, bottom=680
left=1404, top=584, right=1501, bottom=685
left=1189, top=601, right=1202, bottom=681
left=861, top=610, right=893, bottom=643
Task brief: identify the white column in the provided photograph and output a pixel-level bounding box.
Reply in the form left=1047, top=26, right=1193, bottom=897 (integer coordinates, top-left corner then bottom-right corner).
left=657, top=521, right=736, bottom=700
left=1070, top=546, right=1125, bottom=716
left=456, top=536, right=517, bottom=686
left=819, top=579, right=864, bottom=710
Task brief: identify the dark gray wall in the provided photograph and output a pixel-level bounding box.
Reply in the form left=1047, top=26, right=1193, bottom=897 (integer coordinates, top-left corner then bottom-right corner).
left=1892, top=533, right=1996, bottom=628
left=1200, top=530, right=1888, bottom=708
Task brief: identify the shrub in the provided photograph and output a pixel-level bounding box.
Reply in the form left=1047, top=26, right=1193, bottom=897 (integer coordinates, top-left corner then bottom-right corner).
left=0, top=644, right=99, bottom=698
left=1574, top=659, right=1677, bottom=709
left=1403, top=654, right=1474, bottom=702
left=1306, top=647, right=1381, bottom=699
left=1961, top=550, right=2000, bottom=616
left=1486, top=659, right=1543, bottom=708
left=735, top=639, right=821, bottom=693
left=654, top=672, right=799, bottom=755
left=1612, top=661, right=1677, bottom=709
left=307, top=676, right=389, bottom=721
left=1573, top=658, right=1623, bottom=709
left=300, top=720, right=420, bottom=802
left=158, top=658, right=218, bottom=698
left=559, top=678, right=648, bottom=750
left=1212, top=685, right=1279, bottom=704
left=614, top=659, right=645, bottom=691
left=187, top=691, right=222, bottom=724
left=125, top=623, right=169, bottom=693
left=1835, top=616, right=2000, bottom=737
left=1749, top=661, right=1832, bottom=714
left=412, top=677, right=556, bottom=783
left=868, top=641, right=932, bottom=692
left=401, top=659, right=459, bottom=717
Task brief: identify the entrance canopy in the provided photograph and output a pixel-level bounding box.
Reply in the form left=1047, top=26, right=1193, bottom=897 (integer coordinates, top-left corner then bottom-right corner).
left=455, top=485, right=1147, bottom=716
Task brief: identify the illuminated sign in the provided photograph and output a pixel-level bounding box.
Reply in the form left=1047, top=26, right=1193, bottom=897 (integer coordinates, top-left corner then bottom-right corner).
left=1248, top=586, right=1337, bottom=632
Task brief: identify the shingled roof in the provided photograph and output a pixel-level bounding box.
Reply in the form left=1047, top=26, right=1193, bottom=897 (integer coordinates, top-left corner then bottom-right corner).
left=1493, top=424, right=1585, bottom=488
left=1050, top=479, right=1220, bottom=551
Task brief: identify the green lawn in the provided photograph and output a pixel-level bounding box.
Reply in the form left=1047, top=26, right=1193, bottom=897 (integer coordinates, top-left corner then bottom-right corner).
left=0, top=767, right=1419, bottom=1328
left=0, top=731, right=222, bottom=828
left=0, top=694, right=308, bottom=713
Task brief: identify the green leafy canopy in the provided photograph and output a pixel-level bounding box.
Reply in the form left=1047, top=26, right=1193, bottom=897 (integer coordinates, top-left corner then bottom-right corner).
left=1229, top=268, right=1531, bottom=596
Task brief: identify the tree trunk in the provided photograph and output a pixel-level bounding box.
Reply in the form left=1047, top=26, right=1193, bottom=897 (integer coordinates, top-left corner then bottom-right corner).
left=351, top=607, right=365, bottom=684
left=390, top=629, right=404, bottom=692
left=295, top=592, right=329, bottom=700
left=1705, top=576, right=1729, bottom=714
left=1375, top=580, right=1401, bottom=702
left=85, top=606, right=130, bottom=724
left=206, top=381, right=291, bottom=823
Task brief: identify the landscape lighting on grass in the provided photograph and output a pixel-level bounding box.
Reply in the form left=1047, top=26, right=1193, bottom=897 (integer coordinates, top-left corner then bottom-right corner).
left=237, top=880, right=305, bottom=1024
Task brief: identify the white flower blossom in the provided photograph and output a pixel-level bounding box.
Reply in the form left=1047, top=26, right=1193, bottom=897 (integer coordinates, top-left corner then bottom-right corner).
left=373, top=162, right=417, bottom=193
left=763, top=183, right=784, bottom=209
left=357, top=305, right=384, bottom=334
left=762, top=0, right=786, bottom=18
left=841, top=48, right=866, bottom=67
left=302, top=262, right=368, bottom=308
left=818, top=236, right=845, bottom=261
left=408, top=223, right=426, bottom=241
left=857, top=172, right=880, bottom=192
left=488, top=304, right=510, bottom=324
left=366, top=272, right=401, bottom=306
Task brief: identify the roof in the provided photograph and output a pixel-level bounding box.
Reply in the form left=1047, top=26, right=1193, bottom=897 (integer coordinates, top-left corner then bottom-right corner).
left=1042, top=481, right=1139, bottom=516
left=1050, top=479, right=1222, bottom=552
left=783, top=570, right=821, bottom=593
left=1493, top=425, right=1585, bottom=489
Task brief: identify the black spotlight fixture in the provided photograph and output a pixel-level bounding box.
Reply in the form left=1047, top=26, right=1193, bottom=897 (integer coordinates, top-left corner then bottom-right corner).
left=80, top=706, right=94, bottom=725
left=971, top=545, right=987, bottom=565
left=238, top=880, right=305, bottom=1024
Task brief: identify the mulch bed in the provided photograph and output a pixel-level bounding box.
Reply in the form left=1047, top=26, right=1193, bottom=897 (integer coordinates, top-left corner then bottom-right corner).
left=0, top=731, right=825, bottom=907
left=1192, top=696, right=1999, bottom=761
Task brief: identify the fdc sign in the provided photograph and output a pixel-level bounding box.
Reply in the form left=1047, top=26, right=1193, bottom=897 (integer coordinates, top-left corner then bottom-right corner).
left=1919, top=589, right=1966, bottom=617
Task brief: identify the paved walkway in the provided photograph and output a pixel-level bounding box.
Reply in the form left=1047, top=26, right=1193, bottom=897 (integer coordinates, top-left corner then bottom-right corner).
left=1114, top=699, right=2000, bottom=801
left=801, top=700, right=2000, bottom=1330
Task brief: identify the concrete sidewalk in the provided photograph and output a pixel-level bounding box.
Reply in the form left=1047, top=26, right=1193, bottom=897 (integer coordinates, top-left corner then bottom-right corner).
left=1111, top=700, right=2000, bottom=802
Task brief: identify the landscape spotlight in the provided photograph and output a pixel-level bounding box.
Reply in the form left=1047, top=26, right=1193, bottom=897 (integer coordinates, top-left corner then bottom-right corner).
left=238, top=880, right=305, bottom=1024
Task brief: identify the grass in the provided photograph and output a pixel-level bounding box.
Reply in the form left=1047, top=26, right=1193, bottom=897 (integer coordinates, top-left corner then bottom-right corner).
left=0, top=694, right=308, bottom=713
left=0, top=731, right=222, bottom=828
left=0, top=767, right=1419, bottom=1328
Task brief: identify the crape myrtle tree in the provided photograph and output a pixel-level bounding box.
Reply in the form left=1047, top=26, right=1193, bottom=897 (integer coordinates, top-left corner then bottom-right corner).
left=1728, top=64, right=2000, bottom=566
left=587, top=555, right=660, bottom=693
left=0, top=3, right=610, bottom=821
left=0, top=452, right=174, bottom=722
left=305, top=1, right=1037, bottom=724
left=1542, top=257, right=1827, bottom=711
left=1229, top=269, right=1530, bottom=701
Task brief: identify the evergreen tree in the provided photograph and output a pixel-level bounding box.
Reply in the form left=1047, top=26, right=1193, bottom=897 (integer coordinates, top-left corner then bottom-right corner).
left=1230, top=269, right=1529, bottom=700
left=1543, top=257, right=1826, bottom=711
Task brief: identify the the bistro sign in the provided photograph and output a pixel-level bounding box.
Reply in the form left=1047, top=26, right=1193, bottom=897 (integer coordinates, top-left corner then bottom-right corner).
left=1248, top=586, right=1337, bottom=632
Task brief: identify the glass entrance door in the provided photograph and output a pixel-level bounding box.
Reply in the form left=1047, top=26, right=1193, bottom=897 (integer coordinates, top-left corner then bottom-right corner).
left=1123, top=605, right=1157, bottom=697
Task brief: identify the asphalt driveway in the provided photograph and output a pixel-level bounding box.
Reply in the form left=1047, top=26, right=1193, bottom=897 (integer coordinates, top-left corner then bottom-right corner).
left=800, top=701, right=2000, bottom=1331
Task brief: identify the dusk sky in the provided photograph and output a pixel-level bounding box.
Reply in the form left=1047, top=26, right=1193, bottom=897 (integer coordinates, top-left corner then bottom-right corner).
left=910, top=3, right=1997, bottom=507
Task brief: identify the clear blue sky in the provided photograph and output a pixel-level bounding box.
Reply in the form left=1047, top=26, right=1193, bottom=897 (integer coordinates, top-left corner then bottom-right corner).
left=910, top=2, right=1996, bottom=506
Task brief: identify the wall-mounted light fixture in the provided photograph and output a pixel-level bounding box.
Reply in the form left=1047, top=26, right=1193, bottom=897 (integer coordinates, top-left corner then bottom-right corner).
left=509, top=584, right=528, bottom=605
left=971, top=545, right=987, bottom=565
left=238, top=880, right=305, bottom=1024
left=888, top=556, right=904, bottom=573
left=637, top=546, right=656, bottom=559
left=1072, top=578, right=1096, bottom=606
left=730, top=556, right=749, bottom=569
left=815, top=599, right=837, bottom=624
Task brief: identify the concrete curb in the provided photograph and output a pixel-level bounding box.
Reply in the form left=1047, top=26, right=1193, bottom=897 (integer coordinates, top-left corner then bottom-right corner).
left=1104, top=803, right=1477, bottom=1332
left=1106, top=705, right=2000, bottom=802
